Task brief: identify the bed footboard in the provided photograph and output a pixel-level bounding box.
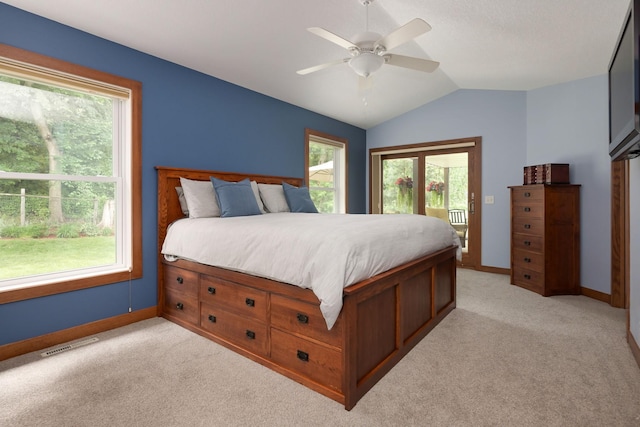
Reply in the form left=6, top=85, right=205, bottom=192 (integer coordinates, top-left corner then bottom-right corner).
left=342, top=246, right=456, bottom=409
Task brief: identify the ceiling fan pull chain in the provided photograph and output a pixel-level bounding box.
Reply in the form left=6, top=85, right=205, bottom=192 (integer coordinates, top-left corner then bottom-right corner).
left=365, top=0, right=369, bottom=32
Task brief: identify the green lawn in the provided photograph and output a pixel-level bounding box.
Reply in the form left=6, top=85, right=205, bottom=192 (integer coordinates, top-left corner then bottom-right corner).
left=0, top=236, right=116, bottom=280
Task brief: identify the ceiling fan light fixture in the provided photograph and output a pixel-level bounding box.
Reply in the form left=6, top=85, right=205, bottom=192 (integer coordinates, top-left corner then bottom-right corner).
left=349, top=53, right=384, bottom=77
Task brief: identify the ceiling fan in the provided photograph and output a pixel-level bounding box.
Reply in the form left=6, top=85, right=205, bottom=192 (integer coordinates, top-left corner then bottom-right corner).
left=297, top=0, right=439, bottom=78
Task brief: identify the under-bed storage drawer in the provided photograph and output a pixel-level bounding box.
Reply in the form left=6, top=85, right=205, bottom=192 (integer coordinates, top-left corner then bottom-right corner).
left=163, top=265, right=199, bottom=325
left=200, top=302, right=268, bottom=356
left=200, top=275, right=268, bottom=322
left=270, top=328, right=342, bottom=392
left=164, top=265, right=199, bottom=296
left=164, top=288, right=199, bottom=325
left=271, top=294, right=342, bottom=348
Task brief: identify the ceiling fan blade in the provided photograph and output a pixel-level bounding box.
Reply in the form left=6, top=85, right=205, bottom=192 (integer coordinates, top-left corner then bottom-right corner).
left=307, top=27, right=357, bottom=51
left=376, top=18, right=432, bottom=51
left=384, top=54, right=439, bottom=73
left=297, top=58, right=349, bottom=75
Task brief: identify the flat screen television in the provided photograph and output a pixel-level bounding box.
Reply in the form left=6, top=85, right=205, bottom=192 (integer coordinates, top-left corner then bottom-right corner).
left=609, top=0, right=640, bottom=161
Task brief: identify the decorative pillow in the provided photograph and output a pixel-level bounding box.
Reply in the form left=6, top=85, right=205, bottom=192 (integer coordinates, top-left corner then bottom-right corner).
left=210, top=177, right=262, bottom=217
left=257, top=183, right=290, bottom=213
left=250, top=181, right=267, bottom=214
left=179, top=177, right=220, bottom=218
left=282, top=182, right=318, bottom=213
left=175, top=187, right=189, bottom=216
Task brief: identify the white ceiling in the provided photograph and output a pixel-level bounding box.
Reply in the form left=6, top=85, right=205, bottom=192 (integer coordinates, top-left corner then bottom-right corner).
left=2, top=0, right=631, bottom=129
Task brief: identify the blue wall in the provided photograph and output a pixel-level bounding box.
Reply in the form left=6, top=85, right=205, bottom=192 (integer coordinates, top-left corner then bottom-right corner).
left=0, top=3, right=366, bottom=346
left=526, top=75, right=611, bottom=294
left=368, top=77, right=613, bottom=294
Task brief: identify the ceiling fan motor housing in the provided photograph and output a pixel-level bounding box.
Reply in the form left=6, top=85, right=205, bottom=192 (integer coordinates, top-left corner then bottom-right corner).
left=350, top=31, right=385, bottom=54
left=348, top=31, right=386, bottom=77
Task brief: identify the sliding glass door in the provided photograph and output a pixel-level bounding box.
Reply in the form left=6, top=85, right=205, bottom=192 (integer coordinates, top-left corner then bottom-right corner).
left=371, top=138, right=480, bottom=268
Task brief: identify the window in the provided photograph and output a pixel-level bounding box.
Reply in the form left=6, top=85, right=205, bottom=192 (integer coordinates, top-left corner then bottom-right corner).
left=305, top=129, right=347, bottom=213
left=0, top=44, right=141, bottom=302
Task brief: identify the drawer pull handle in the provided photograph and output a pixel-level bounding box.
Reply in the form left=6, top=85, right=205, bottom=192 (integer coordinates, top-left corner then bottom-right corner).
left=524, top=240, right=531, bottom=246
left=524, top=207, right=531, bottom=212
left=524, top=257, right=531, bottom=263
left=245, top=298, right=255, bottom=307
left=176, top=276, right=184, bottom=284
left=524, top=224, right=531, bottom=229
left=207, top=286, right=216, bottom=295
left=176, top=302, right=184, bottom=310
left=524, top=192, right=531, bottom=197
left=208, top=314, right=216, bottom=323
left=246, top=330, right=255, bottom=340
left=297, top=350, right=309, bottom=362
left=524, top=274, right=531, bottom=280
left=296, top=313, right=309, bottom=324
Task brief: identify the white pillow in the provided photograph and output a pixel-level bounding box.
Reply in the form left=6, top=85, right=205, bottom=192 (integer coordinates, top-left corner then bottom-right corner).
left=175, top=187, right=189, bottom=216
left=258, top=183, right=290, bottom=213
left=179, top=177, right=220, bottom=218
left=250, top=181, right=267, bottom=214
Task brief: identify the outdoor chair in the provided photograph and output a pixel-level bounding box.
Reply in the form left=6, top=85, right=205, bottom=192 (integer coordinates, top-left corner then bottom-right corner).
left=448, top=209, right=468, bottom=248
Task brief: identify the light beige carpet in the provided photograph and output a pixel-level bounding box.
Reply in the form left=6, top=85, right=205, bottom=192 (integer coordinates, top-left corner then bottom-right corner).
left=2, top=269, right=640, bottom=426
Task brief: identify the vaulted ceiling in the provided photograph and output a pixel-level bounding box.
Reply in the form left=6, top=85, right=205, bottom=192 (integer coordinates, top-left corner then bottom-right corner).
left=2, top=0, right=631, bottom=129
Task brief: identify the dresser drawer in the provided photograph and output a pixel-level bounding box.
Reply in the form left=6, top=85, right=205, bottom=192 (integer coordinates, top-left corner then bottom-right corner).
left=200, top=302, right=268, bottom=356
left=512, top=233, right=543, bottom=253
left=271, top=294, right=342, bottom=348
left=271, top=328, right=342, bottom=392
left=164, top=265, right=199, bottom=296
left=512, top=249, right=543, bottom=273
left=512, top=200, right=543, bottom=219
left=511, top=267, right=544, bottom=294
left=164, top=288, right=199, bottom=325
left=511, top=186, right=544, bottom=202
left=512, top=217, right=543, bottom=236
left=200, top=275, right=268, bottom=322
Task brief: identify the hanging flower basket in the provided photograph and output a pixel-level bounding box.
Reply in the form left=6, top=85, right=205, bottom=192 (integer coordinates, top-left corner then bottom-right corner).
left=426, top=181, right=445, bottom=207
left=395, top=176, right=413, bottom=211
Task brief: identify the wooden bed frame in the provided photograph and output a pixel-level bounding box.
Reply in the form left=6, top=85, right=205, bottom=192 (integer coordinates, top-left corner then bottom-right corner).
left=156, top=166, right=457, bottom=410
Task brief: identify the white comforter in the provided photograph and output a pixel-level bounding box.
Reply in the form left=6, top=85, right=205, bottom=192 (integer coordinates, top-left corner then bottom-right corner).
left=161, top=213, right=461, bottom=330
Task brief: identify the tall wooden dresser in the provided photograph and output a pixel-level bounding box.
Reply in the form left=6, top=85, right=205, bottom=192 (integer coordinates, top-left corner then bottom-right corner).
left=509, top=184, right=581, bottom=296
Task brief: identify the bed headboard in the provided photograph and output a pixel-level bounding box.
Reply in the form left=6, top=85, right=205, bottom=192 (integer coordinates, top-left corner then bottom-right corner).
left=155, top=166, right=304, bottom=250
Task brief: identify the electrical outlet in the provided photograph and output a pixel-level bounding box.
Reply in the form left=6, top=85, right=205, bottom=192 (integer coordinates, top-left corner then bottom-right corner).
left=485, top=195, right=494, bottom=204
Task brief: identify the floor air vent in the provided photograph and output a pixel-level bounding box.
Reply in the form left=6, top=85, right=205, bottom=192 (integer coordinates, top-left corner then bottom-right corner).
left=40, top=337, right=99, bottom=357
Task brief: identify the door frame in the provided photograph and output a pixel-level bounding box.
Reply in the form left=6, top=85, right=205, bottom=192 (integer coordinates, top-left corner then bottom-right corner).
left=369, top=136, right=482, bottom=268
left=610, top=159, right=628, bottom=310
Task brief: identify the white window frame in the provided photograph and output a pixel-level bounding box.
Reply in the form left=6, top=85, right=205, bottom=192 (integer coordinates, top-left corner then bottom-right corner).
left=0, top=43, right=142, bottom=303
left=305, top=129, right=347, bottom=213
